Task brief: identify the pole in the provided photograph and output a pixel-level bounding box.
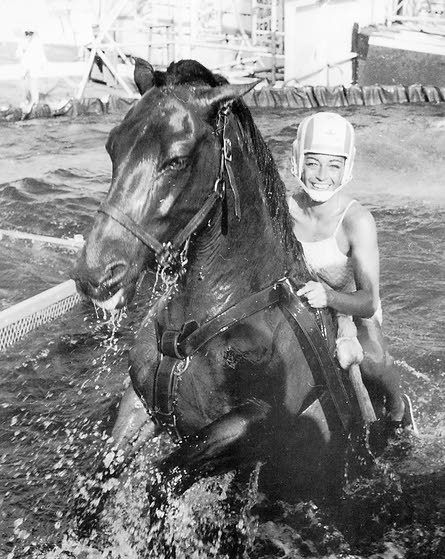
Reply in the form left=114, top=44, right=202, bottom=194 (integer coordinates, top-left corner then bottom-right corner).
left=349, top=364, right=377, bottom=423
left=271, top=0, right=277, bottom=84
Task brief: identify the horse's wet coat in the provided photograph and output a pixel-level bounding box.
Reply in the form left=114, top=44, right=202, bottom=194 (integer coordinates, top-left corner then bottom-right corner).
left=73, top=60, right=353, bottom=520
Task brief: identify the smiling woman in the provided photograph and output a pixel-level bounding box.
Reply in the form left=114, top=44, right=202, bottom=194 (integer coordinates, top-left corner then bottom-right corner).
left=287, top=111, right=415, bottom=433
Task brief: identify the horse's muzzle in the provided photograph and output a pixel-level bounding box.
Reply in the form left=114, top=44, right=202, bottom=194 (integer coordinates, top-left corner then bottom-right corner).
left=71, top=255, right=136, bottom=309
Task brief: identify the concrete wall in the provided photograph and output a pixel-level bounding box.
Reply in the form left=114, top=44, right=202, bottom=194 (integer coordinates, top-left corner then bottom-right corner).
left=284, top=0, right=389, bottom=85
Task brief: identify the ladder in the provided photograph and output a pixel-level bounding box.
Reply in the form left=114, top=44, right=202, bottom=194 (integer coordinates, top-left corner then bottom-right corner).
left=251, top=0, right=284, bottom=53
left=251, top=0, right=284, bottom=82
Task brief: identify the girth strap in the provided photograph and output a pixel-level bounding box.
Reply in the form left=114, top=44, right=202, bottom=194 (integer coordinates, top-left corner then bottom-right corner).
left=152, top=355, right=182, bottom=439
left=153, top=279, right=351, bottom=433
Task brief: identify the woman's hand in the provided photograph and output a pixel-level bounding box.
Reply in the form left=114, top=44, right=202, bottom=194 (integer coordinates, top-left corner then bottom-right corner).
left=296, top=280, right=332, bottom=309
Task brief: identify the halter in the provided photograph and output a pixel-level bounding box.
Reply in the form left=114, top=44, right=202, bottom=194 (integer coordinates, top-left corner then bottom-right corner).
left=98, top=105, right=241, bottom=272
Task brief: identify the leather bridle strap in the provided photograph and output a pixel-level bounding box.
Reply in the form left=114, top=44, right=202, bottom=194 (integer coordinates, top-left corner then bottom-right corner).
left=99, top=186, right=222, bottom=260
left=168, top=188, right=222, bottom=251
left=99, top=201, right=164, bottom=254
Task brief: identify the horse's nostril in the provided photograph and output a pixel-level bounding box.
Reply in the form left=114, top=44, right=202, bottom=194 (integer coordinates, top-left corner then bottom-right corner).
left=74, top=278, right=101, bottom=299
left=103, top=262, right=128, bottom=288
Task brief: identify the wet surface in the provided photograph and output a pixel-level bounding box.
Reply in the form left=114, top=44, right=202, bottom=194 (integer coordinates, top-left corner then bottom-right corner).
left=0, top=104, right=444, bottom=557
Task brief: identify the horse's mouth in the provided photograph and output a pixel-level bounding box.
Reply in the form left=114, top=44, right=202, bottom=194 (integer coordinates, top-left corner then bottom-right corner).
left=92, top=287, right=127, bottom=311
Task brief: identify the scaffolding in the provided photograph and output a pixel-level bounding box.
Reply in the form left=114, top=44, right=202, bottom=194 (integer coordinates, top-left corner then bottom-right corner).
left=74, top=0, right=286, bottom=98
left=251, top=0, right=284, bottom=82
left=389, top=0, right=445, bottom=22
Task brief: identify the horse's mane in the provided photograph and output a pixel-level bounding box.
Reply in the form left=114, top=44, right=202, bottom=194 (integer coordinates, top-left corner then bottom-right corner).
left=162, top=60, right=305, bottom=274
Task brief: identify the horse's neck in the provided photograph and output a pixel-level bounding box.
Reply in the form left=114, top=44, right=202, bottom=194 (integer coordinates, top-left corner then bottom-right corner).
left=168, top=173, right=289, bottom=326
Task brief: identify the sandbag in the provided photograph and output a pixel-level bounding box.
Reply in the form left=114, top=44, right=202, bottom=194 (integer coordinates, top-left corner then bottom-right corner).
left=345, top=85, right=365, bottom=106
left=407, top=84, right=426, bottom=103
left=252, top=88, right=275, bottom=107
left=422, top=86, right=441, bottom=103
left=313, top=85, right=348, bottom=107
left=314, top=85, right=348, bottom=107
left=362, top=85, right=384, bottom=105
left=108, top=96, right=138, bottom=113
left=380, top=85, right=408, bottom=104
left=78, top=98, right=107, bottom=115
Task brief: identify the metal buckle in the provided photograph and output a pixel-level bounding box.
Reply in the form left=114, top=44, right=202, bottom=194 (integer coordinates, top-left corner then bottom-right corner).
left=158, top=241, right=175, bottom=268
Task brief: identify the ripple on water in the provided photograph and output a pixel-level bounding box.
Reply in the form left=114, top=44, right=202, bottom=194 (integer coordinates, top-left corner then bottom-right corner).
left=1, top=105, right=444, bottom=558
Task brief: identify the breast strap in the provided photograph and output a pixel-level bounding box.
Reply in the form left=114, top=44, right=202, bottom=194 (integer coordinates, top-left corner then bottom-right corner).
left=153, top=278, right=351, bottom=435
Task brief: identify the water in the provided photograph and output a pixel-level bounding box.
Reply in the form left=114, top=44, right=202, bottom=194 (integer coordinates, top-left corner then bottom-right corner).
left=0, top=104, right=444, bottom=558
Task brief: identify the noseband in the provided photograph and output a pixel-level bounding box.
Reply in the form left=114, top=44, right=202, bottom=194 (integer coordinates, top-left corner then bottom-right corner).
left=98, top=105, right=240, bottom=271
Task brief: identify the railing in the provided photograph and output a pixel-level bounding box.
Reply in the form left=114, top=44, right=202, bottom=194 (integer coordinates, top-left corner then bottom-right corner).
left=0, top=280, right=81, bottom=352
left=0, top=230, right=84, bottom=351
left=390, top=0, right=445, bottom=22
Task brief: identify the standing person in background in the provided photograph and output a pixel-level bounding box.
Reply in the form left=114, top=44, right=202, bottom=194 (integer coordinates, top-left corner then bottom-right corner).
left=16, top=29, right=47, bottom=113
left=287, top=111, right=417, bottom=436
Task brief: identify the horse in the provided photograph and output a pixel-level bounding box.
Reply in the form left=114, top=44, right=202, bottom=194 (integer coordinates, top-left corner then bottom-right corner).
left=72, top=58, right=361, bottom=541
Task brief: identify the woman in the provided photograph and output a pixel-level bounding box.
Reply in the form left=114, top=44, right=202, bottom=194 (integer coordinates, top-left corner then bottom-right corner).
left=287, top=111, right=416, bottom=433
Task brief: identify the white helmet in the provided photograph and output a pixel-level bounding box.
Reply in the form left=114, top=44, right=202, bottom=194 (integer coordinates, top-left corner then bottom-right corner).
left=291, top=112, right=356, bottom=202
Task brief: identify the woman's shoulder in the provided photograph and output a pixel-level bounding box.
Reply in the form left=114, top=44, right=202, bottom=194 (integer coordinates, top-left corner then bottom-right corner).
left=342, top=197, right=377, bottom=239
left=343, top=198, right=374, bottom=222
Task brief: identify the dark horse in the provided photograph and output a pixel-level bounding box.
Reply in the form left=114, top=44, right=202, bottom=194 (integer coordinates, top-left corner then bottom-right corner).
left=73, top=59, right=359, bottom=538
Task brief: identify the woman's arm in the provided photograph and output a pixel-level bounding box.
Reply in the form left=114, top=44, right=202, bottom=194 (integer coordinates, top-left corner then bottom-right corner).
left=297, top=206, right=380, bottom=318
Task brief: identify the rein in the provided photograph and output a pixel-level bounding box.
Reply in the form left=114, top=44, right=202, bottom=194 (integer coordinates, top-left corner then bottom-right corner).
left=98, top=105, right=240, bottom=270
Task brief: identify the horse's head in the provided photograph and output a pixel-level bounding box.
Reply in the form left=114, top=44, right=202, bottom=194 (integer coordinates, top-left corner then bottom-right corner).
left=73, top=60, right=256, bottom=310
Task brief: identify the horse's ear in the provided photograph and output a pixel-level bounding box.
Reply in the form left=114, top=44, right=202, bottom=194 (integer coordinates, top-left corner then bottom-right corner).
left=197, top=81, right=259, bottom=108
left=133, top=57, right=155, bottom=95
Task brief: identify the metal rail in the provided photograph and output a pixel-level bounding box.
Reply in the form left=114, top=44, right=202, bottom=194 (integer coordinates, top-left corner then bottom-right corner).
left=0, top=229, right=84, bottom=249
left=0, top=280, right=81, bottom=351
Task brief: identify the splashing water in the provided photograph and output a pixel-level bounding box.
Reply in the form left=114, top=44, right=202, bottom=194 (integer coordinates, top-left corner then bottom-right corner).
left=31, top=437, right=261, bottom=559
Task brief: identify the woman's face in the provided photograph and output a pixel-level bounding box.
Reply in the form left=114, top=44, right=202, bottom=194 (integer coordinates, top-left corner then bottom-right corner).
left=302, top=153, right=345, bottom=193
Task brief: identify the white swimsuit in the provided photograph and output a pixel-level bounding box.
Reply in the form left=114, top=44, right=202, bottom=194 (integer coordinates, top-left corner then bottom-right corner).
left=288, top=198, right=382, bottom=324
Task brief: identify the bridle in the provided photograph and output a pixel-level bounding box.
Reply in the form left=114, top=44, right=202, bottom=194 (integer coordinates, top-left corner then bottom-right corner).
left=98, top=104, right=241, bottom=272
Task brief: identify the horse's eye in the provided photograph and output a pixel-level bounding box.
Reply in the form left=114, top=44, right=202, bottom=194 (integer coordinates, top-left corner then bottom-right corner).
left=162, top=156, right=189, bottom=172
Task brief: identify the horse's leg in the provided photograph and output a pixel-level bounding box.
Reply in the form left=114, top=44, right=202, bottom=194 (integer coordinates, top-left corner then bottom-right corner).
left=145, top=397, right=271, bottom=514
left=142, top=399, right=271, bottom=557
left=73, top=384, right=156, bottom=538
left=159, top=398, right=271, bottom=484
left=109, top=382, right=154, bottom=457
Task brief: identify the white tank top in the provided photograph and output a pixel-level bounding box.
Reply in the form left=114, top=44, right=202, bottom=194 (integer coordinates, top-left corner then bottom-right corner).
left=288, top=197, right=383, bottom=324
left=298, top=200, right=357, bottom=292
